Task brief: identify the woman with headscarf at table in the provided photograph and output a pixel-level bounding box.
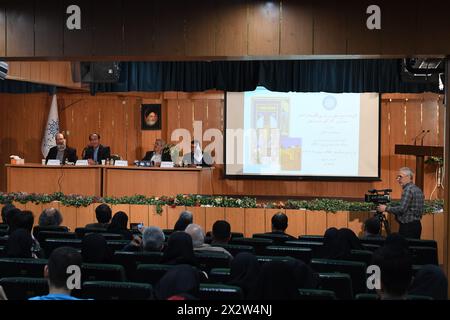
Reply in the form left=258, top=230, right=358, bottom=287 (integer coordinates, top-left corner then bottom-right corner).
left=154, top=264, right=201, bottom=300
left=6, top=228, right=35, bottom=258
left=250, top=261, right=300, bottom=300
left=228, top=252, right=261, bottom=299
left=409, top=264, right=448, bottom=300
left=107, top=211, right=133, bottom=240
left=81, top=233, right=112, bottom=264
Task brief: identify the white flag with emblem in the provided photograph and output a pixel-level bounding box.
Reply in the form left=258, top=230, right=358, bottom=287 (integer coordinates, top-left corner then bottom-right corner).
left=41, top=94, right=60, bottom=157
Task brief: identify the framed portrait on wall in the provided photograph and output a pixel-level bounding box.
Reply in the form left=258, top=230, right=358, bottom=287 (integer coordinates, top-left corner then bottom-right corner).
left=141, top=104, right=161, bottom=130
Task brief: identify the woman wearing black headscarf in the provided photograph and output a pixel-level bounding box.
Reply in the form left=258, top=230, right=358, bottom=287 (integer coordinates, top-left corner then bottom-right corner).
left=6, top=228, right=34, bottom=258
left=320, top=228, right=363, bottom=260
left=251, top=261, right=300, bottom=300
left=81, top=233, right=112, bottom=263
left=154, top=264, right=201, bottom=300
left=286, top=259, right=318, bottom=289
left=228, top=252, right=260, bottom=299
left=107, top=211, right=132, bottom=240
left=161, top=231, right=198, bottom=267
left=409, top=264, right=448, bottom=300
left=319, top=227, right=339, bottom=259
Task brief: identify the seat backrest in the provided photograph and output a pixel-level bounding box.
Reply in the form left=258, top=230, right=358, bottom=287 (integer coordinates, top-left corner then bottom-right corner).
left=33, top=225, right=69, bottom=239
left=106, top=240, right=132, bottom=252
left=113, top=251, right=163, bottom=280
left=298, top=235, right=324, bottom=242
left=256, top=255, right=297, bottom=265
left=42, top=239, right=82, bottom=257
left=81, top=263, right=126, bottom=282
left=361, top=243, right=381, bottom=252
left=360, top=238, right=385, bottom=247
left=406, top=239, right=437, bottom=249
left=74, top=227, right=107, bottom=238
left=409, top=246, right=438, bottom=265
left=96, top=233, right=124, bottom=241
left=355, top=293, right=379, bottom=300
left=211, top=244, right=254, bottom=256
left=317, top=273, right=353, bottom=300
left=198, top=283, right=243, bottom=300
left=297, top=288, right=336, bottom=300
left=348, top=250, right=373, bottom=265
left=0, top=258, right=48, bottom=278
left=37, top=231, right=77, bottom=244
left=253, top=233, right=291, bottom=244
left=209, top=268, right=231, bottom=284
left=79, top=281, right=153, bottom=300
left=229, top=238, right=273, bottom=255
left=0, top=236, right=8, bottom=246
left=0, top=245, right=4, bottom=257
left=135, top=264, right=174, bottom=285
left=0, top=229, right=7, bottom=237
left=0, top=277, right=48, bottom=300
left=311, top=258, right=367, bottom=294
left=264, top=246, right=312, bottom=264
left=194, top=252, right=231, bottom=272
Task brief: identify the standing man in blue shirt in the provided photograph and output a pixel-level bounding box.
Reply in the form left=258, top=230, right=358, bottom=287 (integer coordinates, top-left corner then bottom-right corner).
left=377, top=167, right=424, bottom=239
left=82, top=133, right=111, bottom=165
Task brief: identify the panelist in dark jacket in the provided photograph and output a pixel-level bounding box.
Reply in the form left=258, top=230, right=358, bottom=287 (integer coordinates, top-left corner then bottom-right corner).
left=82, top=133, right=111, bottom=165
left=142, top=139, right=172, bottom=165
left=45, top=132, right=78, bottom=164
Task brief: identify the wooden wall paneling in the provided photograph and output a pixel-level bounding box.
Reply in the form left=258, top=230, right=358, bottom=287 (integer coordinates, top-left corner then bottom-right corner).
left=312, top=0, right=347, bottom=54
left=92, top=0, right=123, bottom=56
left=348, top=211, right=368, bottom=237
left=380, top=0, right=417, bottom=55
left=100, top=98, right=128, bottom=160
left=125, top=97, right=140, bottom=161
left=185, top=0, right=215, bottom=56
left=279, top=0, right=313, bottom=55
left=421, top=213, right=434, bottom=241
left=129, top=204, right=149, bottom=227
left=326, top=211, right=349, bottom=230
left=63, top=0, right=93, bottom=57
left=244, top=208, right=266, bottom=237
left=433, top=212, right=444, bottom=264
left=405, top=101, right=422, bottom=184
left=189, top=206, right=206, bottom=232
left=13, top=201, right=27, bottom=211
left=6, top=0, right=34, bottom=57
left=34, top=0, right=63, bottom=57
left=167, top=206, right=186, bottom=231
left=378, top=100, right=391, bottom=190
left=248, top=1, right=280, bottom=56
left=422, top=98, right=440, bottom=198
left=60, top=205, right=77, bottom=231
left=152, top=0, right=186, bottom=56
left=305, top=210, right=327, bottom=236
left=345, top=0, right=381, bottom=54
left=285, top=209, right=306, bottom=237
left=123, top=0, right=154, bottom=56
left=224, top=207, right=245, bottom=235
left=204, top=207, right=225, bottom=233
left=0, top=3, right=5, bottom=57
left=215, top=0, right=248, bottom=56
left=148, top=205, right=168, bottom=229
left=76, top=204, right=95, bottom=228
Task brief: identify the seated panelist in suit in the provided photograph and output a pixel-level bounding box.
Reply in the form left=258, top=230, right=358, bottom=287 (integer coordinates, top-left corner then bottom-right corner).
left=142, top=139, right=172, bottom=166
left=82, top=133, right=111, bottom=165
left=182, top=140, right=213, bottom=167
left=45, top=132, right=78, bottom=164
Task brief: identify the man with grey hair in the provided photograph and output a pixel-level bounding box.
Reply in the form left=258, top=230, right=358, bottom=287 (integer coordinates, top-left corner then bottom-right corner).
left=185, top=223, right=232, bottom=259
left=142, top=138, right=172, bottom=165
left=174, top=210, right=193, bottom=231
left=39, top=208, right=63, bottom=227
left=142, top=226, right=165, bottom=251
left=377, top=167, right=424, bottom=239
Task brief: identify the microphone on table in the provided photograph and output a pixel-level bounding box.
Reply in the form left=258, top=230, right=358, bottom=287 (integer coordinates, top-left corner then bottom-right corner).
left=420, top=130, right=430, bottom=146
left=413, top=130, right=425, bottom=146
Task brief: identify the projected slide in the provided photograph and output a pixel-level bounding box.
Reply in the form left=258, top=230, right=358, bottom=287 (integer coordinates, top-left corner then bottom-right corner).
left=226, top=87, right=379, bottom=178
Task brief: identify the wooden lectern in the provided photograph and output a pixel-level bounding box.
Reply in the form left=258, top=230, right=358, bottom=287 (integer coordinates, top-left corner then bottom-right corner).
left=395, top=144, right=443, bottom=190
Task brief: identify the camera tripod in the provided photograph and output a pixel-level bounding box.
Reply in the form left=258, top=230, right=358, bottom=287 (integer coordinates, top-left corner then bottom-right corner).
left=373, top=210, right=391, bottom=235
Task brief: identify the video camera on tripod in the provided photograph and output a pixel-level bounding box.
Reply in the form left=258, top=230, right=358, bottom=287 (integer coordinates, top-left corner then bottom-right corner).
left=364, top=189, right=392, bottom=235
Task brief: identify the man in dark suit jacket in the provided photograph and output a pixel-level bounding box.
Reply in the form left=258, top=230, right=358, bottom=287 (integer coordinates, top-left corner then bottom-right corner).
left=45, top=133, right=78, bottom=164
left=82, top=133, right=111, bottom=165
left=142, top=139, right=172, bottom=164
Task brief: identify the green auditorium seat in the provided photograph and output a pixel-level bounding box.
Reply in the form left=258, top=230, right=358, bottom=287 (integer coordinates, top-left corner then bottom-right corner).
left=74, top=227, right=108, bottom=238
left=355, top=293, right=379, bottom=300
left=317, top=273, right=353, bottom=300
left=198, top=284, right=243, bottom=300
left=229, top=238, right=273, bottom=255
left=0, top=230, right=7, bottom=237
left=0, top=277, right=48, bottom=299
left=96, top=233, right=124, bottom=241
left=81, top=263, right=126, bottom=282
left=297, top=289, right=336, bottom=300
left=252, top=233, right=291, bottom=244
left=36, top=231, right=77, bottom=244
left=406, top=295, right=433, bottom=300
left=360, top=238, right=385, bottom=247
left=409, top=246, right=438, bottom=265
left=206, top=231, right=244, bottom=240
left=406, top=239, right=437, bottom=249
left=211, top=244, right=255, bottom=256
left=311, top=259, right=367, bottom=294
left=361, top=243, right=381, bottom=252
left=195, top=252, right=231, bottom=272
left=256, top=255, right=297, bottom=264
left=0, top=224, right=8, bottom=230
left=298, top=235, right=324, bottom=242
left=348, top=250, right=373, bottom=265
left=106, top=240, right=132, bottom=252
left=33, top=225, right=69, bottom=239
left=0, top=236, right=9, bottom=246
left=264, top=246, right=312, bottom=264
left=0, top=258, right=47, bottom=278
left=135, top=264, right=174, bottom=285
left=42, top=239, right=82, bottom=257
left=113, top=251, right=163, bottom=280
left=79, top=281, right=153, bottom=300
left=0, top=246, right=5, bottom=257
left=284, top=241, right=323, bottom=258
left=209, top=268, right=231, bottom=284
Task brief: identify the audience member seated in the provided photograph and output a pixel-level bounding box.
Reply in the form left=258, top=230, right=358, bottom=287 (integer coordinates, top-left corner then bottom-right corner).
left=154, top=264, right=201, bottom=300
left=39, top=208, right=63, bottom=227
left=228, top=252, right=261, bottom=300
left=11, top=210, right=42, bottom=258
left=161, top=232, right=199, bottom=268
left=82, top=133, right=111, bottom=165
left=251, top=261, right=300, bottom=300
left=181, top=140, right=213, bottom=167
left=123, top=226, right=165, bottom=252
left=5, top=208, right=21, bottom=235
left=1, top=203, right=16, bottom=225
left=45, top=132, right=78, bottom=164
left=361, top=217, right=385, bottom=240
left=320, top=227, right=362, bottom=260
left=142, top=139, right=172, bottom=166
left=5, top=229, right=35, bottom=258
left=173, top=210, right=193, bottom=231
left=211, top=220, right=232, bottom=245
left=86, top=204, right=112, bottom=229
left=29, top=247, right=83, bottom=300
left=372, top=244, right=413, bottom=300
left=409, top=264, right=448, bottom=300
left=286, top=259, right=318, bottom=289
left=265, top=212, right=296, bottom=240
left=185, top=223, right=232, bottom=259
left=81, top=233, right=112, bottom=264
left=107, top=211, right=132, bottom=240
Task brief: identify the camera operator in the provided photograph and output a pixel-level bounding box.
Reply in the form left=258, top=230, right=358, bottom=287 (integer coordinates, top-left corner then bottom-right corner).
left=376, top=167, right=424, bottom=239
